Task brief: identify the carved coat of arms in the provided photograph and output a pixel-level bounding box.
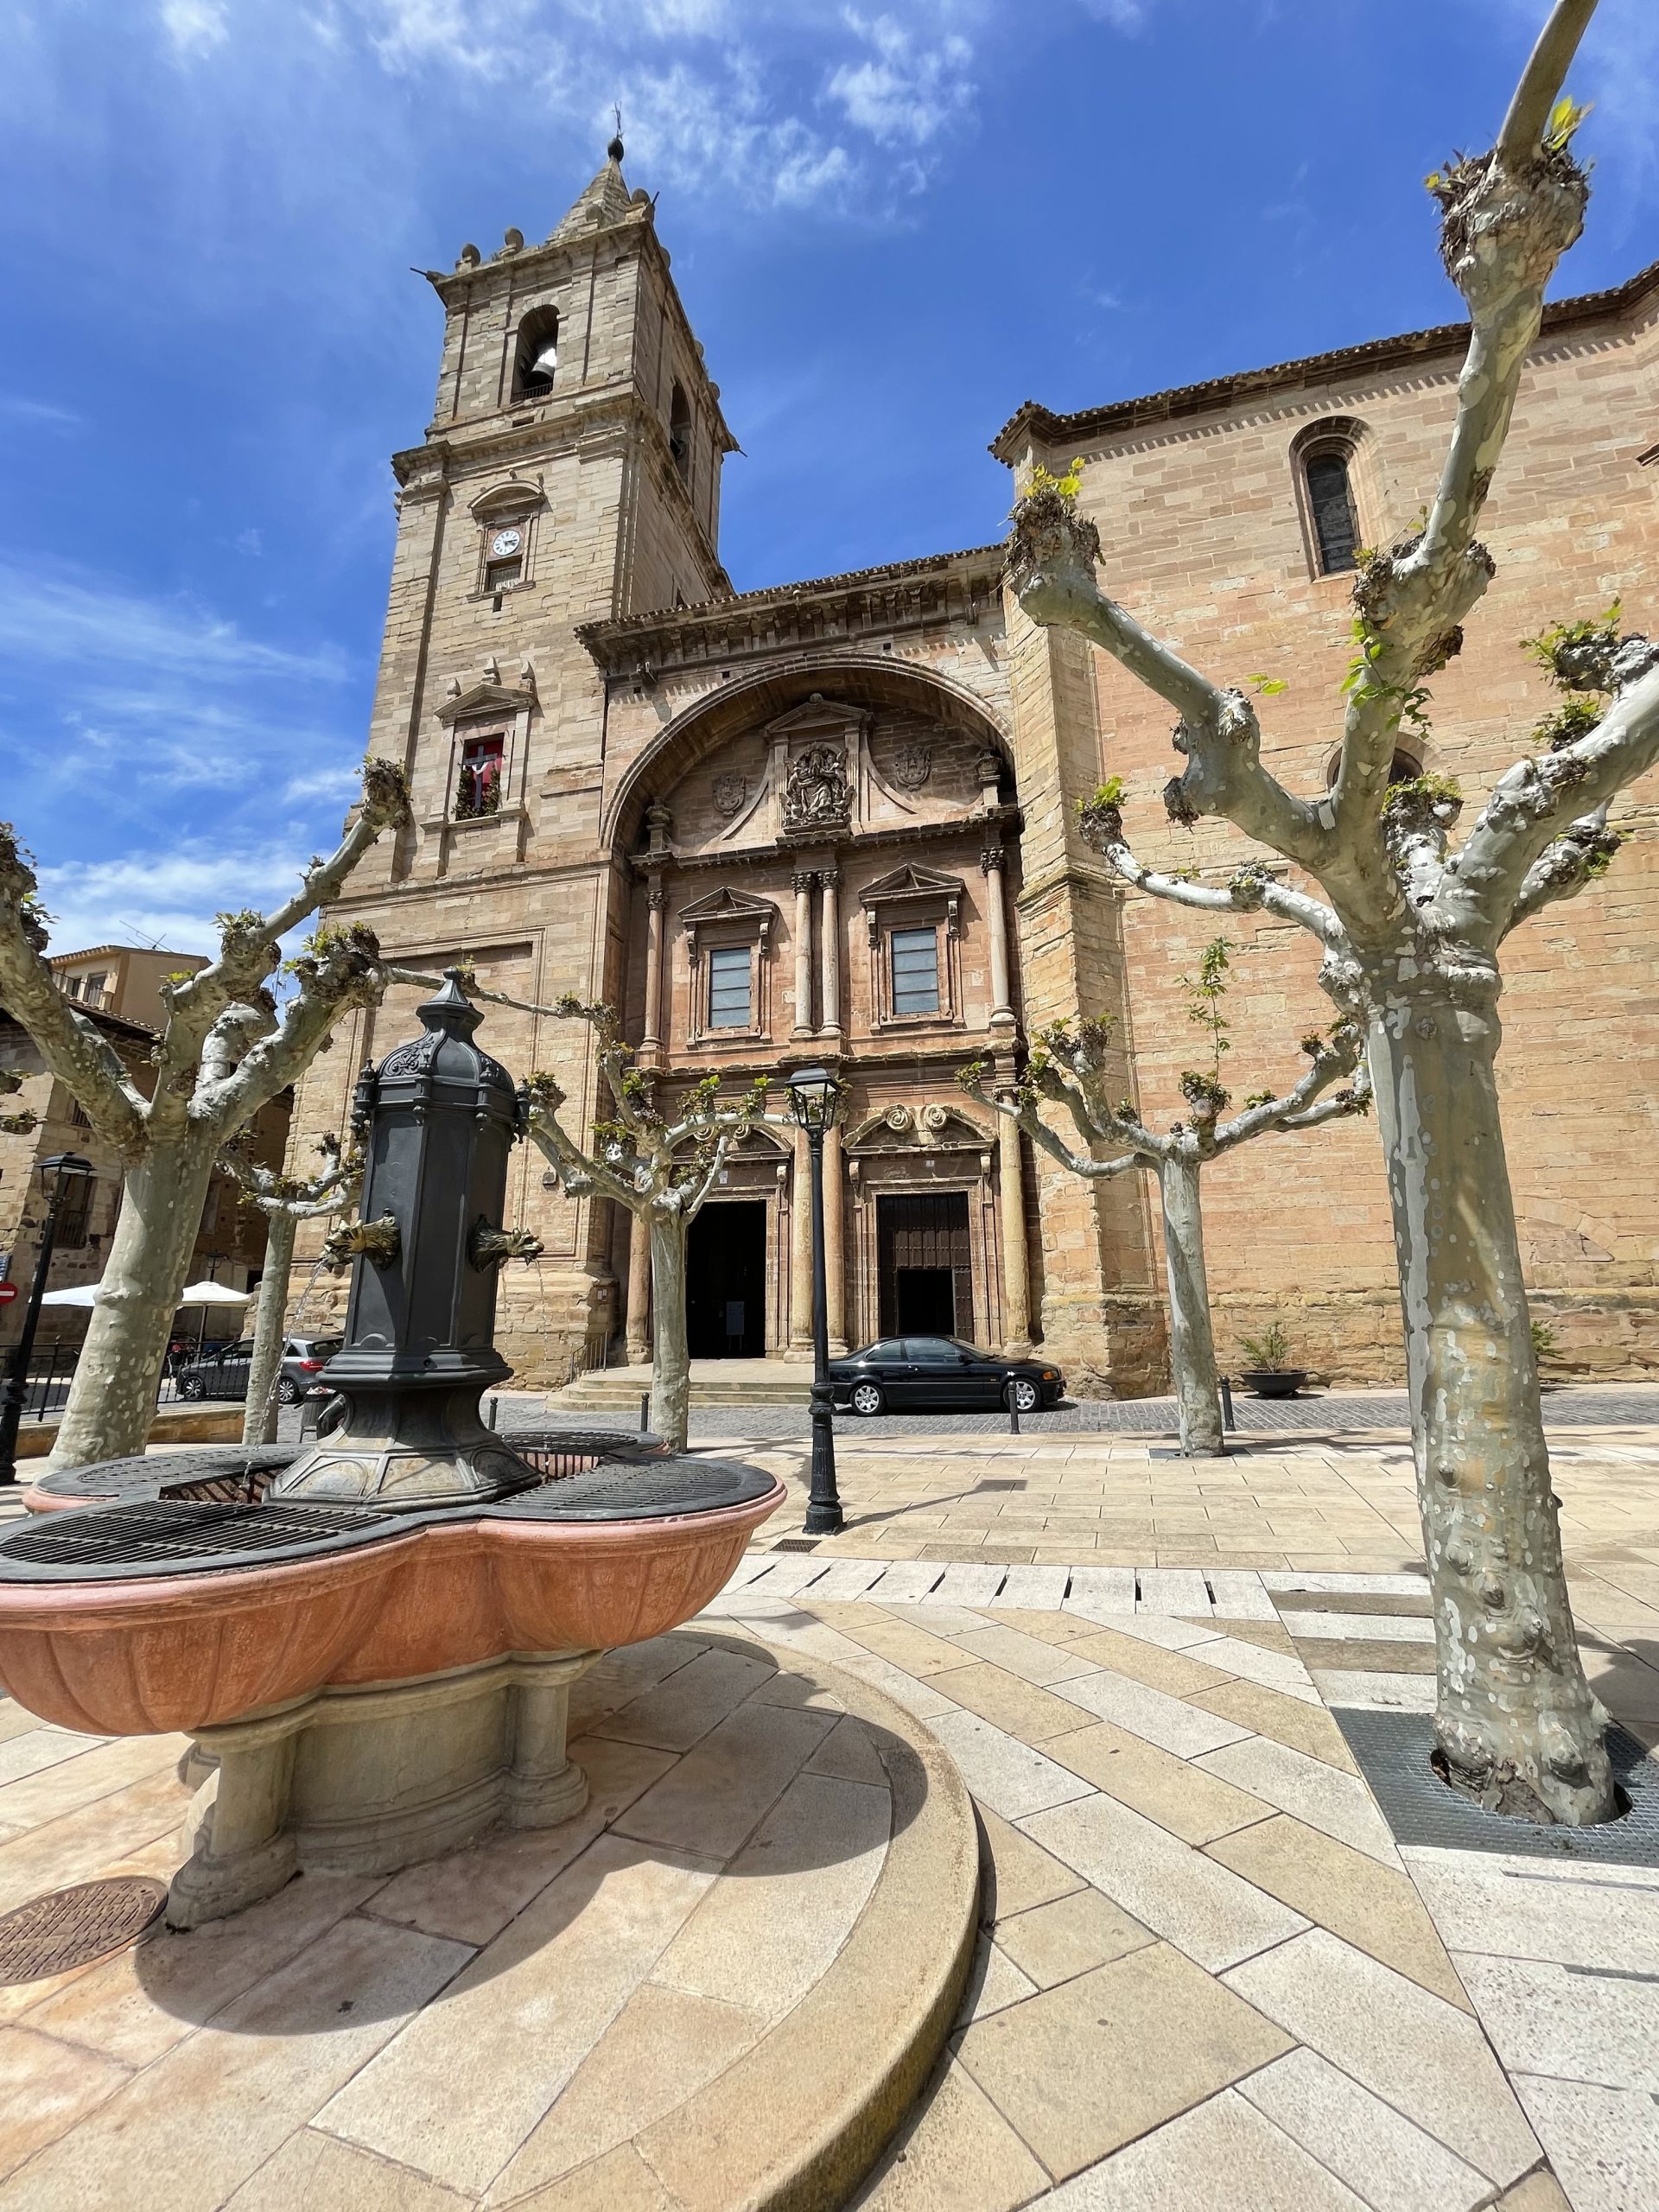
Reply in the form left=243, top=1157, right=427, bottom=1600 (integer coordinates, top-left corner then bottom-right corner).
left=781, top=745, right=851, bottom=831
left=712, top=772, right=747, bottom=818
left=893, top=741, right=932, bottom=790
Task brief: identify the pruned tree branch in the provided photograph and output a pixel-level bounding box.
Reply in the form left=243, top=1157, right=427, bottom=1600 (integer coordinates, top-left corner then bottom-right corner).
left=1076, top=794, right=1344, bottom=944
left=0, top=824, right=149, bottom=1157
left=1006, top=493, right=1331, bottom=868
left=1498, top=0, right=1598, bottom=160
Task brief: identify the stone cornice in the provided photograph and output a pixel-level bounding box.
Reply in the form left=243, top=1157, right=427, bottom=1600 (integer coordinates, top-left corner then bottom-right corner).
left=577, top=543, right=1007, bottom=679
left=992, top=258, right=1659, bottom=461
left=631, top=804, right=1021, bottom=879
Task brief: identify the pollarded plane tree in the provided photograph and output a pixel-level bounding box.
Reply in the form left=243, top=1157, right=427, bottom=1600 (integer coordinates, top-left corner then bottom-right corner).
left=1006, top=0, right=1656, bottom=1822
left=219, top=1131, right=362, bottom=1446
left=0, top=760, right=412, bottom=1471
left=963, top=906, right=1370, bottom=1457
left=520, top=997, right=767, bottom=1454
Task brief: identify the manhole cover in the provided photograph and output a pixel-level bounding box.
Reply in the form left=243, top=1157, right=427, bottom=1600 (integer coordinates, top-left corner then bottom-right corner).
left=0, top=1876, right=168, bottom=1985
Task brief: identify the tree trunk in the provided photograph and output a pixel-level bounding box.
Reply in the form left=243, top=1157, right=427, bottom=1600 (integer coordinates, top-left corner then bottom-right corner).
left=1366, top=962, right=1613, bottom=1824
left=48, top=1137, right=217, bottom=1471
left=1157, top=1153, right=1225, bottom=1458
left=243, top=1211, right=296, bottom=1447
left=647, top=1211, right=690, bottom=1454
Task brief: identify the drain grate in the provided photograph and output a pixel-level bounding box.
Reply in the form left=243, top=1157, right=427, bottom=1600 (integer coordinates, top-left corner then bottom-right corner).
left=1334, top=1707, right=1659, bottom=1866
left=0, top=1876, right=168, bottom=1986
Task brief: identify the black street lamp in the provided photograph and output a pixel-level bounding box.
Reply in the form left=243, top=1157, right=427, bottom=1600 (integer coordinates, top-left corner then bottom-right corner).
left=787, top=1065, right=843, bottom=1536
left=0, top=1153, right=94, bottom=1486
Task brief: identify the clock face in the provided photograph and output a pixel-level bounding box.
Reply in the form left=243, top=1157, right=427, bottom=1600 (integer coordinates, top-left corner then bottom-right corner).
left=490, top=528, right=522, bottom=558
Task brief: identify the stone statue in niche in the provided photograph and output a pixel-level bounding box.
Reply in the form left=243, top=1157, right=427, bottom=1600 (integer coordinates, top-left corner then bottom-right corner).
left=893, top=741, right=932, bottom=790
left=712, top=772, right=747, bottom=818
left=781, top=745, right=851, bottom=832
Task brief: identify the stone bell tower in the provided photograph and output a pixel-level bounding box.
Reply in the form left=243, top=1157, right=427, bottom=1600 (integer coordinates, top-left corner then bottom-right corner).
left=286, top=139, right=740, bottom=1382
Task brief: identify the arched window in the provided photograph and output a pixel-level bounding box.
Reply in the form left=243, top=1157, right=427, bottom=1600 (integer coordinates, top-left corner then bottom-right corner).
left=669, top=381, right=691, bottom=483
left=1306, top=450, right=1358, bottom=573
left=1325, top=745, right=1422, bottom=791
left=512, top=307, right=559, bottom=401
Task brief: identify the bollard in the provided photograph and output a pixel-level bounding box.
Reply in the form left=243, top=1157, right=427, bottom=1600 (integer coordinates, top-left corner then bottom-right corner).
left=640, top=1390, right=651, bottom=1433
left=1219, top=1375, right=1235, bottom=1433
left=485, top=1396, right=499, bottom=1431
left=1007, top=1385, right=1020, bottom=1437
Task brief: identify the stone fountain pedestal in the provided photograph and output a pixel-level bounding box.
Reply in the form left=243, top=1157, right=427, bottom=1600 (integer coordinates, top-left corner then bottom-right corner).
left=0, top=976, right=785, bottom=1929
left=171, top=1649, right=593, bottom=1929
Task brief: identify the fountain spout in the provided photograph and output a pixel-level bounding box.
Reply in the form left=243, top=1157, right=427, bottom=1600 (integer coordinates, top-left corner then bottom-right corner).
left=269, top=969, right=543, bottom=1508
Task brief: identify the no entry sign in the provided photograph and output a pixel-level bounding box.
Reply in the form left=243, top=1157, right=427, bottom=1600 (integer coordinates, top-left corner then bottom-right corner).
left=0, top=1282, right=17, bottom=1305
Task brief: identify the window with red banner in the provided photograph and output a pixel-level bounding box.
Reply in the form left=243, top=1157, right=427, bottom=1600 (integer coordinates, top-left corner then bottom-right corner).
left=455, top=732, right=505, bottom=821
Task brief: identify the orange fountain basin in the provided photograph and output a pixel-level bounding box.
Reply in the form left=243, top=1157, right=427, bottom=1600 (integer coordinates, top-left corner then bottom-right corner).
left=0, top=1484, right=784, bottom=1738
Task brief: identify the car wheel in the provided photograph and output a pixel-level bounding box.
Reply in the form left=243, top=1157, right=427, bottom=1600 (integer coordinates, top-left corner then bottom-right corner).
left=850, top=1381, right=885, bottom=1417
left=177, top=1376, right=205, bottom=1402
left=1009, top=1376, right=1040, bottom=1414
left=277, top=1377, right=302, bottom=1405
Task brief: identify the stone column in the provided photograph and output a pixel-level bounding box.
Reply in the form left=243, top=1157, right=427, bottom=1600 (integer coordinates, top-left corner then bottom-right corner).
left=818, top=867, right=842, bottom=1042
left=641, top=883, right=666, bottom=1059
left=791, top=870, right=815, bottom=1038
left=790, top=1122, right=812, bottom=1349
left=505, top=1654, right=594, bottom=1827
left=625, top=1205, right=651, bottom=1363
left=997, top=1106, right=1033, bottom=1353
left=982, top=845, right=1015, bottom=1030
left=823, top=1120, right=847, bottom=1355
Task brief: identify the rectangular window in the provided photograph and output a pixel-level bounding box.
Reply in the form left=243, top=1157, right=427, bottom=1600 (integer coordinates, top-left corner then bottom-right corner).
left=57, top=1176, right=94, bottom=1249
left=891, top=925, right=941, bottom=1016
left=708, top=945, right=753, bottom=1029
left=485, top=556, right=522, bottom=594
left=455, top=734, right=505, bottom=820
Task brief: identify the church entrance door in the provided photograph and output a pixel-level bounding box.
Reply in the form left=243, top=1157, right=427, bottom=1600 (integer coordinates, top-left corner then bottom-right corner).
left=877, top=1192, right=970, bottom=1341
left=686, top=1201, right=767, bottom=1357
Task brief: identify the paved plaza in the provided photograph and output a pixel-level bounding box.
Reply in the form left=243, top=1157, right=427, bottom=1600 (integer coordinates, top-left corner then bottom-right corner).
left=1, top=1393, right=1657, bottom=2208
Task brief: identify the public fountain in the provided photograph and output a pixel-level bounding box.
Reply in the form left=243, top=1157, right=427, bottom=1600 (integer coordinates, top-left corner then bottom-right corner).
left=0, top=974, right=784, bottom=1926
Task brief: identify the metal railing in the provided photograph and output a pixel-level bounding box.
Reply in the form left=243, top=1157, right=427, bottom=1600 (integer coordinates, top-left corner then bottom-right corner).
left=11, top=1341, right=210, bottom=1424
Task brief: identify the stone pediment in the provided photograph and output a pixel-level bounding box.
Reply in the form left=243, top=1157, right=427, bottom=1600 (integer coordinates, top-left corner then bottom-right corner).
left=861, top=863, right=965, bottom=906
left=765, top=696, right=868, bottom=741
left=848, top=1102, right=989, bottom=1152
left=438, top=682, right=534, bottom=726
left=468, top=478, right=544, bottom=524
left=679, top=886, right=778, bottom=927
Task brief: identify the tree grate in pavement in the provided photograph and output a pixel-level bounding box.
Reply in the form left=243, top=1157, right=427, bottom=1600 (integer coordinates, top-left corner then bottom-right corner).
left=0, top=1877, right=168, bottom=1985
left=1335, top=1707, right=1659, bottom=1866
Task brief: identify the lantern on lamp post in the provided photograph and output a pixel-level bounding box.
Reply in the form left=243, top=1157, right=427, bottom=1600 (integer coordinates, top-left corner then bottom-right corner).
left=787, top=1065, right=843, bottom=1536
left=0, top=1152, right=94, bottom=1485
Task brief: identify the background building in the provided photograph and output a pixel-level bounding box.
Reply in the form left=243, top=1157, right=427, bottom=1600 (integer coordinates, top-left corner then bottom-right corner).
left=0, top=947, right=289, bottom=1354
left=285, top=144, right=1659, bottom=1393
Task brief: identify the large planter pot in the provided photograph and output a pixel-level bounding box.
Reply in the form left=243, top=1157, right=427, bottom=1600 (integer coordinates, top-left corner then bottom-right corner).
left=1239, top=1369, right=1308, bottom=1399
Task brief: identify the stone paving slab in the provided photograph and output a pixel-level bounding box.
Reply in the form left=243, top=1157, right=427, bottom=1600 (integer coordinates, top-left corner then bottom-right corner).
left=0, top=1638, right=976, bottom=2212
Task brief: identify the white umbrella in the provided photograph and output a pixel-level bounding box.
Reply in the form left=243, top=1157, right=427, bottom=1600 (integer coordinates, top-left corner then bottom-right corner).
left=175, top=1282, right=252, bottom=1306
left=40, top=1284, right=103, bottom=1307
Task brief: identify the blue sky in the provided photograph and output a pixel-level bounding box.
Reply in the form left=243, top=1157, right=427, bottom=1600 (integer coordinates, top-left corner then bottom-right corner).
left=1, top=0, right=1654, bottom=957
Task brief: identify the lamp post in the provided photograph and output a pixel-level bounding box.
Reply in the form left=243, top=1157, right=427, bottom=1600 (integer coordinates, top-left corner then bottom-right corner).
left=0, top=1153, right=93, bottom=1486
left=787, top=1065, right=843, bottom=1536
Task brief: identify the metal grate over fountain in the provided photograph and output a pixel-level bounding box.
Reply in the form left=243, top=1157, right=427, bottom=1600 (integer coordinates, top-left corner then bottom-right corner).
left=0, top=1455, right=779, bottom=1580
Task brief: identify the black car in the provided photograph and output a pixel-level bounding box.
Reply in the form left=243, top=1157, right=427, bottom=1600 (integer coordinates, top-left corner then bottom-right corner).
left=174, top=1334, right=343, bottom=1405
left=829, top=1337, right=1064, bottom=1417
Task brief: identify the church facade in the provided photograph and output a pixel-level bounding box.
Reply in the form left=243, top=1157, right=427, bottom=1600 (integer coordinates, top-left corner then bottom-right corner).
left=287, top=143, right=1659, bottom=1394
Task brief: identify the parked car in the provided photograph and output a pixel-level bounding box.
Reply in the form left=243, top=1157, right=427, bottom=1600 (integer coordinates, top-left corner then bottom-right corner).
left=829, top=1337, right=1064, bottom=1417
left=174, top=1335, right=343, bottom=1405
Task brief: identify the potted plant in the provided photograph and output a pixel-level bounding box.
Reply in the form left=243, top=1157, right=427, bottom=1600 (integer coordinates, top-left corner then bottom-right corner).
left=1236, top=1322, right=1308, bottom=1399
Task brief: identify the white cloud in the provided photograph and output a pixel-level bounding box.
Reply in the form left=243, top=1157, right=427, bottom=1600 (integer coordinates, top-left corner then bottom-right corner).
left=827, top=13, right=976, bottom=150
left=0, top=560, right=345, bottom=685
left=0, top=393, right=81, bottom=432
left=281, top=764, right=364, bottom=804
left=160, top=0, right=229, bottom=55
left=36, top=842, right=327, bottom=959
